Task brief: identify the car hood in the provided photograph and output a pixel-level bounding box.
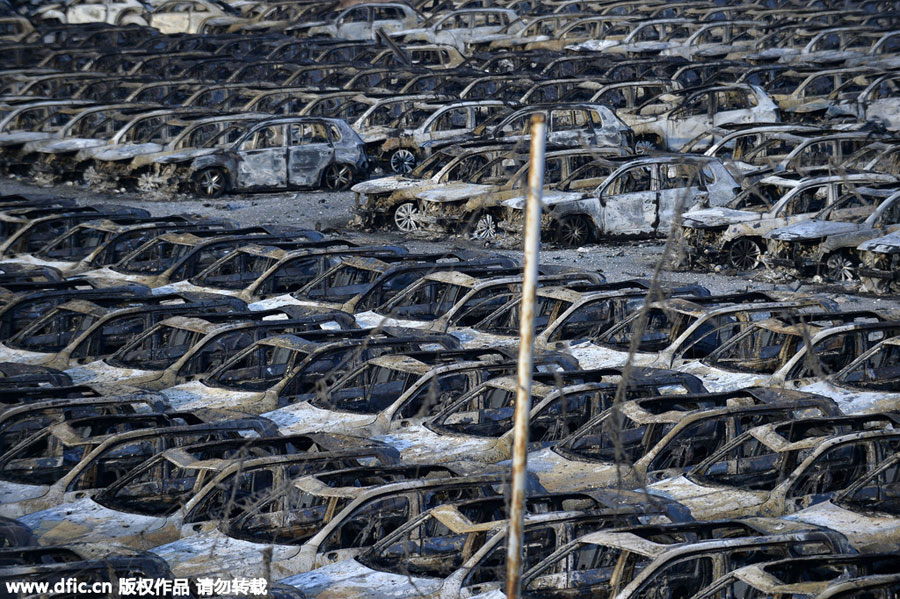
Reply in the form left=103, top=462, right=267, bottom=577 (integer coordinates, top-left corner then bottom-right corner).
left=767, top=220, right=862, bottom=241
left=682, top=207, right=758, bottom=229
left=0, top=131, right=55, bottom=147
left=568, top=342, right=636, bottom=370
left=372, top=424, right=504, bottom=470
left=857, top=231, right=900, bottom=253
left=20, top=496, right=166, bottom=545
left=786, top=500, right=900, bottom=552
left=0, top=343, right=49, bottom=365
left=0, top=480, right=49, bottom=518
left=135, top=147, right=219, bottom=167
left=523, top=447, right=626, bottom=493
left=389, top=26, right=426, bottom=38
left=351, top=175, right=420, bottom=194
left=800, top=381, right=900, bottom=415
left=280, top=559, right=443, bottom=599
left=648, top=475, right=768, bottom=519
left=160, top=379, right=260, bottom=412
left=262, top=402, right=377, bottom=436
left=25, top=137, right=106, bottom=154
left=64, top=360, right=158, bottom=386
left=502, top=191, right=585, bottom=210
left=78, top=142, right=165, bottom=163
left=152, top=529, right=301, bottom=579
left=416, top=183, right=491, bottom=203
left=745, top=47, right=799, bottom=61
left=677, top=362, right=768, bottom=393
left=566, top=39, right=620, bottom=52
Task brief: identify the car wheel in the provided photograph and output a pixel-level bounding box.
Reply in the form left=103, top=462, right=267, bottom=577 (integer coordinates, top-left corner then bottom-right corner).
left=323, top=163, right=354, bottom=191
left=635, top=138, right=658, bottom=153
left=469, top=213, right=497, bottom=240
left=823, top=253, right=856, bottom=282
left=83, top=165, right=107, bottom=188
left=557, top=216, right=592, bottom=247
left=727, top=238, right=762, bottom=270
left=194, top=167, right=227, bottom=198
left=393, top=202, right=420, bottom=232
left=390, top=149, right=417, bottom=174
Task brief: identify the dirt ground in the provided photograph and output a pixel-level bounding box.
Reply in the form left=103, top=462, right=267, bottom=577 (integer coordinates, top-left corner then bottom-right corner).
left=4, top=174, right=899, bottom=313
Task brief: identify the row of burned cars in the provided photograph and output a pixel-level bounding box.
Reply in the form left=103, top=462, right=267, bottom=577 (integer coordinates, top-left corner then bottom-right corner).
left=3, top=7, right=900, bottom=291
left=0, top=193, right=897, bottom=597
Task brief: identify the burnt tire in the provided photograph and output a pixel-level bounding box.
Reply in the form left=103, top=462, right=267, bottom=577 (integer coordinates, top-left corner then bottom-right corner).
left=557, top=216, right=593, bottom=247
left=393, top=201, right=420, bottom=232
left=323, top=163, right=354, bottom=191
left=194, top=167, right=227, bottom=198
left=727, top=238, right=762, bottom=271
left=390, top=149, right=417, bottom=174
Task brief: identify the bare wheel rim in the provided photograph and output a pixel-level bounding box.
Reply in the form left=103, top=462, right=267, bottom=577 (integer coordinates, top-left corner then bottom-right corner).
left=728, top=238, right=761, bottom=270
left=324, top=164, right=353, bottom=190
left=83, top=166, right=106, bottom=186
left=471, top=213, right=497, bottom=239
left=394, top=202, right=420, bottom=232
left=558, top=217, right=590, bottom=247
left=197, top=169, right=224, bottom=197
left=635, top=140, right=656, bottom=153
left=825, top=254, right=856, bottom=282
left=390, top=149, right=416, bottom=174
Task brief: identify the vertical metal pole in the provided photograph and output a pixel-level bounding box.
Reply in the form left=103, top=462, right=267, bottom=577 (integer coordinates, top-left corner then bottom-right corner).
left=506, top=114, right=545, bottom=599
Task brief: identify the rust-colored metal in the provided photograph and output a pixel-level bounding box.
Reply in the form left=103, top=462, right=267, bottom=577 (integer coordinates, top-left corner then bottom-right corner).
left=506, top=113, right=545, bottom=599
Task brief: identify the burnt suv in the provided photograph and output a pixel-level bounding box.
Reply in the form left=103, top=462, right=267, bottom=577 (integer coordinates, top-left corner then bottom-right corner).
left=189, top=116, right=368, bottom=197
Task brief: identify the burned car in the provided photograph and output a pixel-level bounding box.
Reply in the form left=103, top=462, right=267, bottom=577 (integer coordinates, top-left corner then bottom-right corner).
left=0, top=205, right=151, bottom=258
left=9, top=216, right=231, bottom=276
left=352, top=144, right=518, bottom=231
left=0, top=411, right=277, bottom=517
left=411, top=148, right=625, bottom=239
left=0, top=292, right=246, bottom=369
left=289, top=518, right=846, bottom=599
left=188, top=116, right=367, bottom=197
left=67, top=308, right=357, bottom=388
left=151, top=467, right=556, bottom=580
left=765, top=188, right=900, bottom=281
left=617, top=84, right=780, bottom=151
left=679, top=173, right=899, bottom=270
left=263, top=349, right=576, bottom=437
left=504, top=154, right=742, bottom=245
left=679, top=314, right=900, bottom=393
left=694, top=554, right=900, bottom=599
left=857, top=229, right=900, bottom=294
left=81, top=226, right=325, bottom=288
left=514, top=520, right=851, bottom=599
left=21, top=438, right=400, bottom=549
left=0, top=545, right=178, bottom=599
left=801, top=333, right=900, bottom=415
left=786, top=449, right=900, bottom=552
left=526, top=389, right=840, bottom=493
left=158, top=331, right=462, bottom=413
left=368, top=368, right=707, bottom=471
left=476, top=102, right=634, bottom=151
left=0, top=282, right=151, bottom=341
left=546, top=292, right=833, bottom=370
left=127, top=112, right=270, bottom=192
left=649, top=415, right=900, bottom=521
